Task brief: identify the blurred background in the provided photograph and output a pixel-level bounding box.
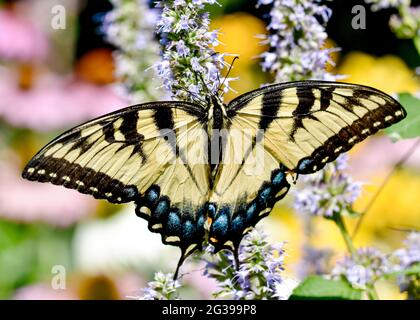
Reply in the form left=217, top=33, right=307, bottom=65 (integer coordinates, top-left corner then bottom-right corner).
left=0, top=0, right=419, bottom=300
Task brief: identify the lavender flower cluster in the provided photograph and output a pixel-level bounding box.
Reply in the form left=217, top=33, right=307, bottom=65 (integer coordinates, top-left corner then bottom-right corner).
left=331, top=247, right=390, bottom=290
left=392, top=232, right=420, bottom=270
left=296, top=245, right=333, bottom=279
left=104, top=0, right=167, bottom=103
left=155, top=0, right=234, bottom=102
left=293, top=154, right=362, bottom=218
left=139, top=272, right=180, bottom=300
left=329, top=232, right=419, bottom=298
left=390, top=232, right=420, bottom=299
left=257, top=0, right=339, bottom=82
left=204, top=229, right=295, bottom=300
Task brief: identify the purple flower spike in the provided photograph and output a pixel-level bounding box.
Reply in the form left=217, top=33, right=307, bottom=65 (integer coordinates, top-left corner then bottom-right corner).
left=257, top=0, right=341, bottom=82
left=155, top=0, right=235, bottom=102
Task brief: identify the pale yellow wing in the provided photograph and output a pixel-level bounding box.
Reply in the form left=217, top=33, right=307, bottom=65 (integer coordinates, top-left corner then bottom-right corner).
left=23, top=102, right=210, bottom=253
left=207, top=81, right=406, bottom=251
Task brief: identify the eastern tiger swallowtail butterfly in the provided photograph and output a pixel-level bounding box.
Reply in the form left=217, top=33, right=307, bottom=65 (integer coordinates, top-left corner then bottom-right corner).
left=22, top=81, right=406, bottom=278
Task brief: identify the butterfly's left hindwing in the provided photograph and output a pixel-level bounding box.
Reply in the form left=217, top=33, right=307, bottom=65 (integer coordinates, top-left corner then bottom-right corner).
left=207, top=81, right=406, bottom=251
left=22, top=102, right=210, bottom=256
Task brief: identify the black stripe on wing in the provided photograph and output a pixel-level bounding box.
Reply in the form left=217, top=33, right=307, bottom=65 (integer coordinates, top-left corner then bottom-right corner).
left=227, top=81, right=406, bottom=174
left=22, top=101, right=206, bottom=187
left=22, top=101, right=209, bottom=257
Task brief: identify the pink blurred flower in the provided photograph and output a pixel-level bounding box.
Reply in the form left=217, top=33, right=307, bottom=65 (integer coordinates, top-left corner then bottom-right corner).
left=13, top=283, right=78, bottom=300
left=183, top=265, right=219, bottom=299
left=0, top=158, right=96, bottom=227
left=116, top=273, right=147, bottom=299
left=349, top=137, right=420, bottom=180
left=0, top=68, right=128, bottom=131
left=0, top=9, right=48, bottom=62
left=13, top=273, right=146, bottom=300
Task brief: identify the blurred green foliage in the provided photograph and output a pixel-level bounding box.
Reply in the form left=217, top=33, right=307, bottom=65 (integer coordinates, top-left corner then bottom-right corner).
left=0, top=220, right=74, bottom=298
left=386, top=93, right=420, bottom=140
left=290, top=276, right=362, bottom=300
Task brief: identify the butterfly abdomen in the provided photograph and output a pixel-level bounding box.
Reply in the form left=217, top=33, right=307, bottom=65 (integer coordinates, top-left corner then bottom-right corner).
left=208, top=99, right=226, bottom=176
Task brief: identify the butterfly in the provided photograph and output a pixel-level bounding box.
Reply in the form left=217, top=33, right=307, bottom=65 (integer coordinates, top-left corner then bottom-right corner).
left=22, top=80, right=406, bottom=278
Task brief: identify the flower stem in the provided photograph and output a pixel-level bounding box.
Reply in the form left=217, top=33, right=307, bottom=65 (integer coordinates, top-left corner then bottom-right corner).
left=333, top=212, right=380, bottom=300
left=413, top=37, right=420, bottom=56
left=366, top=284, right=379, bottom=300
left=332, top=212, right=356, bottom=257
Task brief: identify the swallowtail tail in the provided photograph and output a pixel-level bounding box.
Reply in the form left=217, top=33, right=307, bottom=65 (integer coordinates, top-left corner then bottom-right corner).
left=22, top=81, right=406, bottom=277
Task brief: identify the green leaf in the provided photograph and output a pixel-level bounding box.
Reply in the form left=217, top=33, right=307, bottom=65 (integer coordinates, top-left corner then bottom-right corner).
left=289, top=276, right=362, bottom=300
left=386, top=93, right=420, bottom=140
left=0, top=220, right=74, bottom=298
left=383, top=264, right=420, bottom=279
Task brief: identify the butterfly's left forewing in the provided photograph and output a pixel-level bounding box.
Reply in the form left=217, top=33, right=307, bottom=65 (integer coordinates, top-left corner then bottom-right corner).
left=208, top=81, right=406, bottom=251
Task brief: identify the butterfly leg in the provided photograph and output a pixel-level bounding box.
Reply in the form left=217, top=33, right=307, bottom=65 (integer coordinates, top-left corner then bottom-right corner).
left=233, top=245, right=241, bottom=271
left=173, top=244, right=201, bottom=280
left=173, top=253, right=186, bottom=280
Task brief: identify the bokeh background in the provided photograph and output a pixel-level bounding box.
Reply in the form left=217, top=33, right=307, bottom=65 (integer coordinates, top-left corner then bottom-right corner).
left=0, top=0, right=419, bottom=300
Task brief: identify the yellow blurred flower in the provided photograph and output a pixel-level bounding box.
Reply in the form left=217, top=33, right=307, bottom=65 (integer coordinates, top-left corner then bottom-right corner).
left=307, top=170, right=420, bottom=250
left=77, top=274, right=120, bottom=300
left=338, top=52, right=420, bottom=94
left=352, top=170, right=420, bottom=244
left=375, top=280, right=407, bottom=300
left=223, top=66, right=267, bottom=102
left=211, top=13, right=269, bottom=102
left=267, top=205, right=303, bottom=265
left=211, top=12, right=268, bottom=70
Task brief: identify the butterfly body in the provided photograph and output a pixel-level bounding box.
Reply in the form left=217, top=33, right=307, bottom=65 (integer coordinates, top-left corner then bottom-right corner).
left=206, top=95, right=227, bottom=177
left=22, top=81, right=406, bottom=275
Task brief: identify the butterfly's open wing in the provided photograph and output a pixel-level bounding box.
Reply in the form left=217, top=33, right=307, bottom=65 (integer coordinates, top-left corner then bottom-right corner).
left=208, top=81, right=406, bottom=251
left=23, top=102, right=210, bottom=256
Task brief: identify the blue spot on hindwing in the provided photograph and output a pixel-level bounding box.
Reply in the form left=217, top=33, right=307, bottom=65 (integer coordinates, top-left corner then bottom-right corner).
left=166, top=212, right=181, bottom=235
left=147, top=187, right=159, bottom=204
left=211, top=209, right=230, bottom=237
left=246, top=202, right=258, bottom=222
left=122, top=186, right=137, bottom=200
left=197, top=213, right=205, bottom=230
left=258, top=186, right=272, bottom=205
left=154, top=198, right=169, bottom=219
left=272, top=171, right=286, bottom=186
left=231, top=215, right=244, bottom=234
left=182, top=219, right=196, bottom=241
left=297, top=158, right=313, bottom=173
left=208, top=203, right=216, bottom=219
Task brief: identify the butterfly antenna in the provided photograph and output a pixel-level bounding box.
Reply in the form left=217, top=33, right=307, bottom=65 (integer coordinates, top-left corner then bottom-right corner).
left=176, top=84, right=207, bottom=106
left=218, top=56, right=239, bottom=94
left=197, top=72, right=210, bottom=96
